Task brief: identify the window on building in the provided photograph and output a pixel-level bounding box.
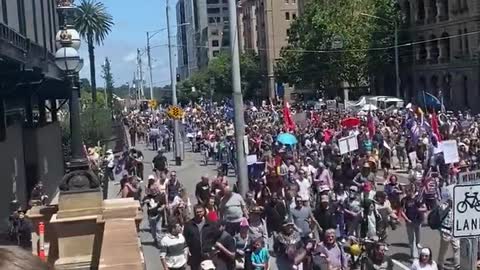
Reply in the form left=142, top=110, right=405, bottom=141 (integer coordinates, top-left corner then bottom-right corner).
left=18, top=0, right=26, bottom=35
left=286, top=29, right=290, bottom=36
left=223, top=7, right=228, bottom=12
left=2, top=0, right=7, bottom=24
left=213, top=50, right=220, bottom=57
left=285, top=12, right=290, bottom=20
left=207, top=0, right=219, bottom=3
left=285, top=0, right=289, bottom=3
left=32, top=0, right=38, bottom=43
left=292, top=0, right=296, bottom=3
left=211, top=29, right=219, bottom=35
left=458, top=29, right=463, bottom=55
left=207, top=8, right=221, bottom=14
left=464, top=28, right=469, bottom=55
left=209, top=17, right=221, bottom=23
left=212, top=40, right=219, bottom=47
left=292, top=13, right=297, bottom=19
left=223, top=16, right=229, bottom=22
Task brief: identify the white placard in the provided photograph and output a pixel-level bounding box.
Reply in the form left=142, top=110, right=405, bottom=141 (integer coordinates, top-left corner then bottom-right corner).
left=339, top=139, right=349, bottom=155
left=326, top=100, right=337, bottom=110
left=408, top=151, right=417, bottom=168
left=453, top=184, right=480, bottom=237
left=246, top=155, right=258, bottom=165
left=244, top=135, right=249, bottom=155
left=338, top=135, right=358, bottom=155
left=440, top=140, right=459, bottom=164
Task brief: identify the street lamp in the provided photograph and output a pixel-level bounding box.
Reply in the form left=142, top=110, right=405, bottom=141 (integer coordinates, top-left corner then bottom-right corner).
left=55, top=0, right=100, bottom=192
left=146, top=22, right=190, bottom=101
left=359, top=12, right=401, bottom=98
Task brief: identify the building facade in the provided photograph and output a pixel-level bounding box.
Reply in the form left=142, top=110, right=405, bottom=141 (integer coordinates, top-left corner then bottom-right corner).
left=400, top=0, right=479, bottom=109
left=238, top=0, right=298, bottom=99
left=0, top=0, right=66, bottom=230
left=177, top=0, right=230, bottom=76
left=176, top=0, right=200, bottom=80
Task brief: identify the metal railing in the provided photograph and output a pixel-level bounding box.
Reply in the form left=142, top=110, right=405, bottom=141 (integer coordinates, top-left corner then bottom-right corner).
left=0, top=23, right=28, bottom=52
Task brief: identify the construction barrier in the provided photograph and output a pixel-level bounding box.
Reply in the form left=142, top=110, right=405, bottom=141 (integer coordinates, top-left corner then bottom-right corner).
left=38, top=221, right=45, bottom=261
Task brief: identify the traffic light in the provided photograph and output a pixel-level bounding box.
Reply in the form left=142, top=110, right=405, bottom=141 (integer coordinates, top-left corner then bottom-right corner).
left=176, top=74, right=181, bottom=82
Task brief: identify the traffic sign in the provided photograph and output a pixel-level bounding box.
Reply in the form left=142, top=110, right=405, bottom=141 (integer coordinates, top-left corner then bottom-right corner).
left=453, top=184, right=480, bottom=237
left=459, top=170, right=480, bottom=184
left=148, top=99, right=158, bottom=109
left=168, top=106, right=184, bottom=120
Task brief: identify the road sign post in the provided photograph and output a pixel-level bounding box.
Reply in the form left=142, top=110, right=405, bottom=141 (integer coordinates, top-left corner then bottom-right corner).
left=454, top=171, right=480, bottom=270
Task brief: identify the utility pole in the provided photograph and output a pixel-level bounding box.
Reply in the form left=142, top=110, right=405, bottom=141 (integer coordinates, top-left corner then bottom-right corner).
left=147, top=32, right=154, bottom=100
left=394, top=21, right=401, bottom=98
left=138, top=49, right=145, bottom=99
left=166, top=0, right=182, bottom=166
left=228, top=0, right=248, bottom=196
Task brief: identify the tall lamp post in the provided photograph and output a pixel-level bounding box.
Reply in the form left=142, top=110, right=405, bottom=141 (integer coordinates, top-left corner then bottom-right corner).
left=55, top=0, right=100, bottom=192
left=360, top=13, right=400, bottom=98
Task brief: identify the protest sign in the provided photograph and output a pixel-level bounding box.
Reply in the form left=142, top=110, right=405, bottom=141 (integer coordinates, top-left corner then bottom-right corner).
left=338, top=135, right=358, bottom=155
left=440, top=140, right=459, bottom=164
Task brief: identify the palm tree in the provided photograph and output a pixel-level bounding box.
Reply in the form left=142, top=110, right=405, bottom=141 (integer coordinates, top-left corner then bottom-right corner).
left=75, top=0, right=113, bottom=103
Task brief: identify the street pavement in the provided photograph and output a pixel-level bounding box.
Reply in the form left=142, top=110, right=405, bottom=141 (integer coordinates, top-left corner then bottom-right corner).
left=107, top=143, right=457, bottom=270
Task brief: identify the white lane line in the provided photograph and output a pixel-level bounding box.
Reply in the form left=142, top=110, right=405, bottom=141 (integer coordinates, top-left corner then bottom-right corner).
left=392, top=259, right=411, bottom=270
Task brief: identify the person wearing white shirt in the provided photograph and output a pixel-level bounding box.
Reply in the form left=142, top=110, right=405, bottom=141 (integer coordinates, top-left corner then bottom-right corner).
left=105, top=149, right=115, bottom=181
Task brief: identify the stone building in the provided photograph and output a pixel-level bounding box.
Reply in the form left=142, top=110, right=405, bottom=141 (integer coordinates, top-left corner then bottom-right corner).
left=400, top=0, right=480, bottom=109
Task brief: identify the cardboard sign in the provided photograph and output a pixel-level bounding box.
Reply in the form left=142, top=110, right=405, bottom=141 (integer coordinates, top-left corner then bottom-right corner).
left=440, top=140, right=459, bottom=164
left=293, top=112, right=307, bottom=128
left=338, top=135, right=358, bottom=155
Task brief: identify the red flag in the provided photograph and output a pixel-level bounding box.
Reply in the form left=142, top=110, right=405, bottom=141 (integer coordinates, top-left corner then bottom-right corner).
left=283, top=102, right=296, bottom=132
left=367, top=112, right=375, bottom=139
left=323, top=129, right=333, bottom=144
left=431, top=111, right=442, bottom=141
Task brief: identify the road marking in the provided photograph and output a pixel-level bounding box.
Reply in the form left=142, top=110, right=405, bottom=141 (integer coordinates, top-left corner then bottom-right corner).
left=392, top=259, right=410, bottom=270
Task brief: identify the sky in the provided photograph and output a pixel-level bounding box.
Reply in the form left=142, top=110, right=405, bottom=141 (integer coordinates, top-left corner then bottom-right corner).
left=78, top=0, right=177, bottom=87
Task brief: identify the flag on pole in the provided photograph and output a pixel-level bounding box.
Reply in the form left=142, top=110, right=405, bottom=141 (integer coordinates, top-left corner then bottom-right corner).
left=430, top=111, right=442, bottom=142
left=367, top=111, right=375, bottom=139
left=282, top=102, right=296, bottom=132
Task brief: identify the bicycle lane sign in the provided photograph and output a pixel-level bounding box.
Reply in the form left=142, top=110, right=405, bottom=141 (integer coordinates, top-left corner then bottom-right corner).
left=453, top=184, right=480, bottom=237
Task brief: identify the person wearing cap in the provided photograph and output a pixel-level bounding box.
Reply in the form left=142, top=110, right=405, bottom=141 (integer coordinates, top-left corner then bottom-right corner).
left=344, top=185, right=362, bottom=237
left=248, top=206, right=268, bottom=248
left=411, top=247, right=438, bottom=270
left=273, top=220, right=305, bottom=270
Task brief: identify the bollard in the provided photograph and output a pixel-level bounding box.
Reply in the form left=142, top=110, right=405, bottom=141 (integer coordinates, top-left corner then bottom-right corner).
left=38, top=222, right=45, bottom=261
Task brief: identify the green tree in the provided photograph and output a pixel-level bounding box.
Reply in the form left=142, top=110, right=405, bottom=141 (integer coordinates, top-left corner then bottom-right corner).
left=178, top=52, right=262, bottom=101
left=101, top=57, right=114, bottom=109
left=275, top=0, right=400, bottom=93
left=75, top=0, right=114, bottom=103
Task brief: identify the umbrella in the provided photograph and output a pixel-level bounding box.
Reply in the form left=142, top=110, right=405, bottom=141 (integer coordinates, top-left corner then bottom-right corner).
left=360, top=104, right=378, bottom=111
left=276, top=133, right=298, bottom=145
left=341, top=117, right=361, bottom=128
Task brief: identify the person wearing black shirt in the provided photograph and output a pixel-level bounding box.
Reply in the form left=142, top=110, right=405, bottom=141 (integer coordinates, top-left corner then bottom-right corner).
left=313, top=195, right=337, bottom=238
left=183, top=205, right=218, bottom=270
left=265, top=192, right=289, bottom=235
left=152, top=150, right=168, bottom=175
left=212, top=221, right=236, bottom=270
left=195, top=176, right=211, bottom=205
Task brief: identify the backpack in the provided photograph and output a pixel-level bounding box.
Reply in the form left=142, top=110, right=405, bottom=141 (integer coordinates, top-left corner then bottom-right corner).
left=427, top=205, right=450, bottom=230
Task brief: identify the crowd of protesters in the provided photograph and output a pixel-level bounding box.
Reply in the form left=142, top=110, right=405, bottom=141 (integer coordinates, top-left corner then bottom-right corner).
left=119, top=98, right=480, bottom=270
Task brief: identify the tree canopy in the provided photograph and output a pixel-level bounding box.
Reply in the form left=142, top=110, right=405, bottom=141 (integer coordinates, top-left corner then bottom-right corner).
left=275, top=0, right=400, bottom=94
left=177, top=51, right=262, bottom=102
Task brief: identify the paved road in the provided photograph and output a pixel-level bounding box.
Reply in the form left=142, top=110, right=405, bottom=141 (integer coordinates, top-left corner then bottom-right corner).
left=107, top=143, right=457, bottom=270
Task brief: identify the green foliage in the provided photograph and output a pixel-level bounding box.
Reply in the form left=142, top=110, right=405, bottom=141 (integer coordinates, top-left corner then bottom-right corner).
left=75, top=0, right=114, bottom=102
left=275, top=0, right=400, bottom=91
left=178, top=52, right=262, bottom=101
left=101, top=57, right=114, bottom=109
